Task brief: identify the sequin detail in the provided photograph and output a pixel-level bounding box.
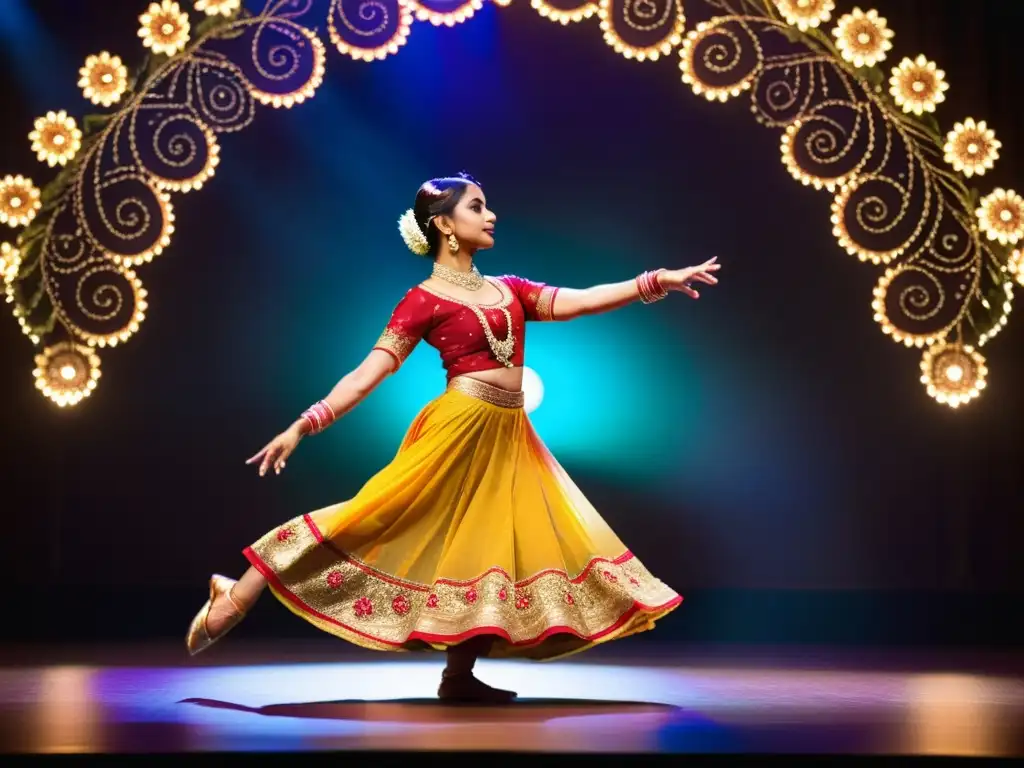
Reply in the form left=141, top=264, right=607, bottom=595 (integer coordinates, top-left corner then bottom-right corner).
left=535, top=285, right=559, bottom=321
left=374, top=327, right=419, bottom=368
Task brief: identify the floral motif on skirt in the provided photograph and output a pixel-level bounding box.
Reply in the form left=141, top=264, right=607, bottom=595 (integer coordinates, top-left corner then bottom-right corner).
left=245, top=513, right=682, bottom=660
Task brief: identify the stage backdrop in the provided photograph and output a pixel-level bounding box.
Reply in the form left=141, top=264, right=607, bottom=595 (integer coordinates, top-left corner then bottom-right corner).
left=0, top=0, right=1021, bottom=617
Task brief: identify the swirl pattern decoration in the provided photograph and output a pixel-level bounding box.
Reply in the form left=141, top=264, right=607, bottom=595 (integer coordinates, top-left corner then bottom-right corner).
left=3, top=0, right=1020, bottom=410
left=678, top=4, right=1018, bottom=407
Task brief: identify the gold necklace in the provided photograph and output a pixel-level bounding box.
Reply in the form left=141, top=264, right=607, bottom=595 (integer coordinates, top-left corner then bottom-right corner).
left=421, top=277, right=516, bottom=367
left=432, top=262, right=485, bottom=291
left=469, top=303, right=515, bottom=367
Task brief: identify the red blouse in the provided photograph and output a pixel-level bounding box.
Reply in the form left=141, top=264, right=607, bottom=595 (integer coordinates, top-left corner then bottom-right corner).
left=373, top=275, right=560, bottom=379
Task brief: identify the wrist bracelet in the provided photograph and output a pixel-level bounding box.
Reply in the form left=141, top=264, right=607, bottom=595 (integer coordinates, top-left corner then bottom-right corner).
left=636, top=269, right=668, bottom=304
left=300, top=400, right=336, bottom=434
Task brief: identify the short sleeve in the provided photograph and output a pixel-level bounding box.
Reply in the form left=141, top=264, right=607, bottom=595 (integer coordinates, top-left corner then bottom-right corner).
left=373, top=288, right=433, bottom=370
left=498, top=275, right=559, bottom=321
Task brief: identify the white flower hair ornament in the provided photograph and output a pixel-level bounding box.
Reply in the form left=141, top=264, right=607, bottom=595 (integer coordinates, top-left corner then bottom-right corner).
left=398, top=209, right=431, bottom=256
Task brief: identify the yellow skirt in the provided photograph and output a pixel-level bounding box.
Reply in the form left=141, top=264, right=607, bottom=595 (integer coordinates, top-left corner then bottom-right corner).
left=244, top=376, right=682, bottom=661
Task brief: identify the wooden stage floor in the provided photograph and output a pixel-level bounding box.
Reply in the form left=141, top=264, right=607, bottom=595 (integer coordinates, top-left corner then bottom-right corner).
left=1, top=641, right=1021, bottom=757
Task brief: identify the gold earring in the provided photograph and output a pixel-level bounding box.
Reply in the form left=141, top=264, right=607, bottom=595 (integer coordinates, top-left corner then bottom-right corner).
left=447, top=233, right=460, bottom=253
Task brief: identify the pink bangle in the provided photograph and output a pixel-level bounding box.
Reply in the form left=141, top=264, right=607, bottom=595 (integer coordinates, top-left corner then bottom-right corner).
left=300, top=400, right=336, bottom=434
left=636, top=270, right=668, bottom=304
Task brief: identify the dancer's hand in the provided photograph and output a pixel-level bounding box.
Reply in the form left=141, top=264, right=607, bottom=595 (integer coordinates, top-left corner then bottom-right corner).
left=246, top=425, right=303, bottom=477
left=659, top=257, right=721, bottom=299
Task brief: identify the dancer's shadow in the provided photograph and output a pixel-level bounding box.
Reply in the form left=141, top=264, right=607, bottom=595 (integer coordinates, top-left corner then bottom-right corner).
left=180, top=697, right=677, bottom=722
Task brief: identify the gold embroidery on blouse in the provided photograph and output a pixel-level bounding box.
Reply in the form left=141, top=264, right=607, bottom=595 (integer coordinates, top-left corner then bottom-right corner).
left=417, top=278, right=512, bottom=309
left=374, top=328, right=418, bottom=366
left=246, top=514, right=682, bottom=660
left=419, top=279, right=515, bottom=367
left=535, top=285, right=558, bottom=321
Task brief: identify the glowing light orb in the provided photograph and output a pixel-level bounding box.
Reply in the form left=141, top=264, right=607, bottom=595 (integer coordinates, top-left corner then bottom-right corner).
left=522, top=366, right=545, bottom=414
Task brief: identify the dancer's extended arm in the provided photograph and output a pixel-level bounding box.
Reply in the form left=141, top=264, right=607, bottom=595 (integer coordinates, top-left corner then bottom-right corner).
left=551, top=257, right=720, bottom=320
left=246, top=349, right=397, bottom=476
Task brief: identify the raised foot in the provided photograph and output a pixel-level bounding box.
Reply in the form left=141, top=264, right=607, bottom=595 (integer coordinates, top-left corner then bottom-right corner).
left=185, top=574, right=246, bottom=656
left=438, top=672, right=518, bottom=704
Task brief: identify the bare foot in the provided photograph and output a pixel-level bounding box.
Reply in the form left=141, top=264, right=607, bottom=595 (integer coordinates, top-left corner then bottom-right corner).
left=438, top=672, right=517, bottom=704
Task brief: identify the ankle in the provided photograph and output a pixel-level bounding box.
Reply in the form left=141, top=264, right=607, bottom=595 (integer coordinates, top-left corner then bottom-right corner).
left=226, top=587, right=248, bottom=614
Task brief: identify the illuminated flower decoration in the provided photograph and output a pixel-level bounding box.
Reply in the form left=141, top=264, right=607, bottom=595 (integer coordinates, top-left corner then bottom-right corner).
left=0, top=242, right=20, bottom=284
left=943, top=118, right=1000, bottom=178
left=138, top=0, right=191, bottom=57
left=920, top=342, right=987, bottom=409
left=976, top=188, right=1024, bottom=246
left=889, top=55, right=948, bottom=115
left=0, top=175, right=41, bottom=228
left=1008, top=249, right=1024, bottom=288
left=79, top=52, right=129, bottom=107
left=33, top=342, right=102, bottom=408
left=28, top=110, right=83, bottom=168
left=774, top=0, right=835, bottom=31
left=833, top=7, right=893, bottom=69
left=194, top=0, right=240, bottom=15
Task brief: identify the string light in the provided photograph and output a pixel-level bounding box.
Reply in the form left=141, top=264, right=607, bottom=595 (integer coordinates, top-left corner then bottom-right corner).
left=1008, top=249, right=1024, bottom=287
left=872, top=267, right=945, bottom=348
left=150, top=127, right=221, bottom=193
left=831, top=182, right=903, bottom=265
left=5, top=0, right=1017, bottom=410
left=679, top=21, right=762, bottom=101
left=327, top=0, right=413, bottom=62
left=250, top=29, right=326, bottom=107
left=780, top=120, right=858, bottom=192
left=404, top=0, right=484, bottom=27
left=72, top=268, right=149, bottom=348
left=0, top=175, right=41, bottom=229
left=530, top=0, right=597, bottom=25
left=194, top=0, right=240, bottom=16
left=107, top=190, right=176, bottom=267
left=0, top=242, right=20, bottom=284
left=773, top=0, right=834, bottom=31
left=976, top=279, right=1013, bottom=348
left=598, top=0, right=684, bottom=62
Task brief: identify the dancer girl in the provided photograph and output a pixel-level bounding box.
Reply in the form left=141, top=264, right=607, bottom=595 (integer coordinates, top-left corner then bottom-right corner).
left=186, top=173, right=720, bottom=703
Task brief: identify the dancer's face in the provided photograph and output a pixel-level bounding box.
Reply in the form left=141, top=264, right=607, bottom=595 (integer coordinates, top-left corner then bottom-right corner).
left=442, top=184, right=496, bottom=252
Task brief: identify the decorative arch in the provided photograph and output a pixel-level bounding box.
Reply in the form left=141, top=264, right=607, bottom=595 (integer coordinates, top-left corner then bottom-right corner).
left=2, top=0, right=1019, bottom=409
